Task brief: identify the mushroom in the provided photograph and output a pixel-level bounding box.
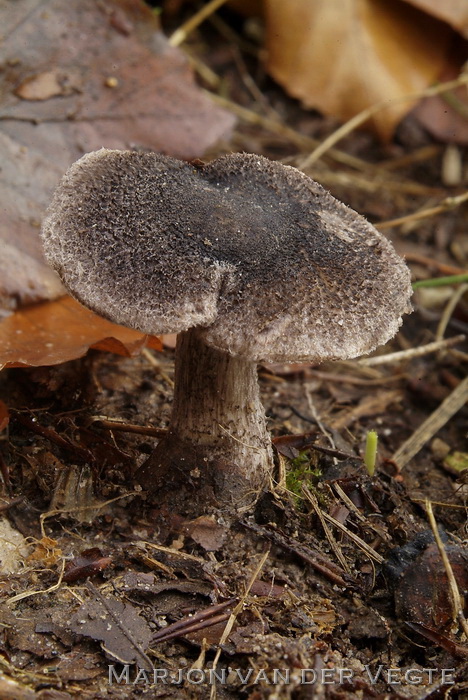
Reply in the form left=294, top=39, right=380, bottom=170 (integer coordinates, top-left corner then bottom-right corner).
left=41, top=149, right=412, bottom=511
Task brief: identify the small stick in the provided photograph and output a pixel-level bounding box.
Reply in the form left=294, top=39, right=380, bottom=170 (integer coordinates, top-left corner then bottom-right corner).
left=169, top=0, right=230, bottom=47
left=241, top=519, right=349, bottom=587
left=392, top=376, right=468, bottom=470
left=299, top=73, right=468, bottom=169
left=152, top=599, right=235, bottom=642
left=436, top=285, right=468, bottom=342
left=377, top=191, right=468, bottom=230
left=357, top=335, right=466, bottom=367
left=90, top=416, right=167, bottom=438
left=142, top=348, right=174, bottom=387
left=404, top=253, right=467, bottom=277
left=210, top=550, right=270, bottom=700
left=318, top=510, right=384, bottom=564
left=302, top=486, right=351, bottom=574
left=307, top=368, right=405, bottom=386
left=86, top=582, right=154, bottom=670
left=425, top=500, right=468, bottom=639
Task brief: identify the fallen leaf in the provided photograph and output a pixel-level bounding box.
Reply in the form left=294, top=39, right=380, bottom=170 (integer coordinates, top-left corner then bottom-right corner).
left=403, top=0, right=468, bottom=36
left=185, top=515, right=228, bottom=551
left=63, top=548, right=112, bottom=583
left=119, top=571, right=212, bottom=598
left=70, top=593, right=152, bottom=668
left=0, top=295, right=162, bottom=369
left=265, top=0, right=453, bottom=140
left=0, top=0, right=235, bottom=313
left=54, top=652, right=103, bottom=682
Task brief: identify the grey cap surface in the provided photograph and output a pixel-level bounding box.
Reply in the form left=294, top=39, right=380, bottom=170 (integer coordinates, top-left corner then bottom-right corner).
left=42, top=149, right=412, bottom=363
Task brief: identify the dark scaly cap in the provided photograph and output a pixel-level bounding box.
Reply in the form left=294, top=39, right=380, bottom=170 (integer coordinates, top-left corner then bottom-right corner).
left=42, top=149, right=412, bottom=363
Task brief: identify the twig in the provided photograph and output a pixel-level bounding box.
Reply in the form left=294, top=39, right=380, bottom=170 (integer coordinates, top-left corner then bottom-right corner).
left=425, top=501, right=468, bottom=639
left=304, top=383, right=336, bottom=451
left=142, top=348, right=174, bottom=387
left=436, top=285, right=468, bottom=342
left=357, top=335, right=466, bottom=367
left=404, top=253, right=467, bottom=277
left=317, top=510, right=384, bottom=564
left=207, top=92, right=384, bottom=174
left=308, top=368, right=405, bottom=386
left=299, top=73, right=468, bottom=169
left=392, top=376, right=468, bottom=470
left=15, top=413, right=93, bottom=463
left=90, top=416, right=167, bottom=438
left=210, top=550, right=270, bottom=700
left=169, top=0, right=230, bottom=47
left=240, top=519, right=349, bottom=587
left=377, top=191, right=468, bottom=231
left=378, top=144, right=441, bottom=172
left=40, top=492, right=141, bottom=537
left=302, top=486, right=351, bottom=574
left=152, top=599, right=235, bottom=643
left=0, top=496, right=23, bottom=512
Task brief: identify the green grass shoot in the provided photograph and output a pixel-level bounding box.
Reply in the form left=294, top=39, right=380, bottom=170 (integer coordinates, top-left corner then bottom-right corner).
left=364, top=430, right=378, bottom=477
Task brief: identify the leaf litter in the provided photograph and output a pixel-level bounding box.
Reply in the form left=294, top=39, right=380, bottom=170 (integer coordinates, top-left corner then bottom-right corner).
left=0, top=0, right=467, bottom=698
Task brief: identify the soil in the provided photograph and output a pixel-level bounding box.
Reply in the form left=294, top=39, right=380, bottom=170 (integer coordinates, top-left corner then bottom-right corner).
left=1, top=4, right=467, bottom=699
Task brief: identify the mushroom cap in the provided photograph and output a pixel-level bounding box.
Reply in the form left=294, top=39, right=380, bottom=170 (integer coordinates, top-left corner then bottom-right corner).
left=42, top=149, right=412, bottom=363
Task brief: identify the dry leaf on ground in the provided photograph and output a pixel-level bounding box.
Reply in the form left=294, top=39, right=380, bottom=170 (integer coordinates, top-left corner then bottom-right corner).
left=0, top=0, right=234, bottom=313
left=403, top=0, right=468, bottom=36
left=265, top=0, right=454, bottom=140
left=0, top=296, right=162, bottom=369
left=70, top=594, right=152, bottom=668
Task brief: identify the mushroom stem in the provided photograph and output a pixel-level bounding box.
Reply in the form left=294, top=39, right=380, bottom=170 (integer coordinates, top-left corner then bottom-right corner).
left=135, top=327, right=274, bottom=509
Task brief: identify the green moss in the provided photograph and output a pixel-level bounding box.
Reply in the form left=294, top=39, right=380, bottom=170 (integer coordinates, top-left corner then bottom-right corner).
left=286, top=451, right=323, bottom=509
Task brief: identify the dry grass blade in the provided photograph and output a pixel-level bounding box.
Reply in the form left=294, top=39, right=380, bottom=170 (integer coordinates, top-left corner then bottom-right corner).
left=436, top=286, right=468, bottom=342
left=7, top=559, right=66, bottom=605
left=241, top=519, right=349, bottom=586
left=39, top=492, right=140, bottom=538
left=392, top=376, right=468, bottom=470
left=302, top=486, right=351, bottom=574
left=425, top=500, right=468, bottom=639
left=377, top=191, right=468, bottom=230
left=299, top=73, right=468, bottom=169
left=169, top=0, right=230, bottom=47
left=318, top=511, right=385, bottom=564
left=210, top=549, right=270, bottom=700
left=357, top=335, right=466, bottom=367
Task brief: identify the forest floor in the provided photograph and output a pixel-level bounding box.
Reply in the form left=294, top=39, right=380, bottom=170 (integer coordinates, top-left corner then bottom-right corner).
left=0, top=4, right=467, bottom=699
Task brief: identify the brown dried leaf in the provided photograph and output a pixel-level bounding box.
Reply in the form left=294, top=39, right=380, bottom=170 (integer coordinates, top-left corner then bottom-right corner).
left=0, top=0, right=234, bottom=313
left=265, top=0, right=453, bottom=140
left=63, top=548, right=113, bottom=583
left=70, top=594, right=152, bottom=668
left=0, top=295, right=162, bottom=369
left=403, top=0, right=468, bottom=36
left=185, top=515, right=228, bottom=551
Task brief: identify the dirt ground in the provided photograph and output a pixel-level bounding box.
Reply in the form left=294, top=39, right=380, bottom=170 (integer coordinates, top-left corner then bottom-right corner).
left=1, top=4, right=467, bottom=699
